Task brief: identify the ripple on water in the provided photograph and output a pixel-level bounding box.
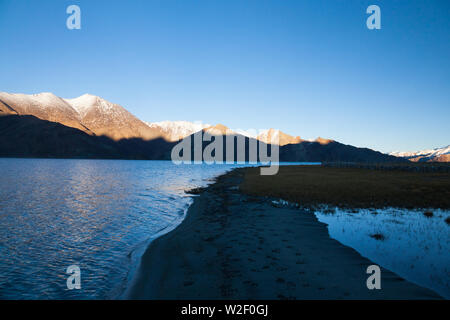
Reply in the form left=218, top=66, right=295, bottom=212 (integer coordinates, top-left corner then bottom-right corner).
left=0, top=159, right=249, bottom=299
left=315, top=207, right=450, bottom=299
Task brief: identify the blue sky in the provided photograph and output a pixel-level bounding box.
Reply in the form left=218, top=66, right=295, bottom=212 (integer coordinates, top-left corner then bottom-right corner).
left=0, top=0, right=449, bottom=153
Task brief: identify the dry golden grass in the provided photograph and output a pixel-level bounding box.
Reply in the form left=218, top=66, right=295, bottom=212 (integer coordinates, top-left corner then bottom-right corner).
left=239, top=166, right=450, bottom=209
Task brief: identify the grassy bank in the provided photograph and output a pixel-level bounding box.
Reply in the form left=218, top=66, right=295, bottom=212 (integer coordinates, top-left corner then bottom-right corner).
left=240, top=165, right=450, bottom=209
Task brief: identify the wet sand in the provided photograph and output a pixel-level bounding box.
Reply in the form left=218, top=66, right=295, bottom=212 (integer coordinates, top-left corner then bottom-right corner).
left=127, top=168, right=441, bottom=299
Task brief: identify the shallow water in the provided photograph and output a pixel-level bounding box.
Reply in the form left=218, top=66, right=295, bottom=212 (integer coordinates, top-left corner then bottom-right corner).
left=315, top=208, right=450, bottom=298
left=0, top=159, right=255, bottom=299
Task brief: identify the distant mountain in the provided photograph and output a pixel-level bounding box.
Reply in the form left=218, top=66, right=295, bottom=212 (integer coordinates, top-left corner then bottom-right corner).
left=390, top=145, right=450, bottom=162
left=256, top=128, right=302, bottom=146
left=161, top=121, right=401, bottom=163
left=0, top=92, right=90, bottom=132
left=280, top=139, right=403, bottom=163
left=145, top=121, right=301, bottom=146
left=0, top=91, right=406, bottom=163
left=0, top=92, right=164, bottom=141
left=146, top=120, right=211, bottom=142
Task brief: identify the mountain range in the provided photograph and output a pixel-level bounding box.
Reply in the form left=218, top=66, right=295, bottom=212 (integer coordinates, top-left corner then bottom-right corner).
left=146, top=121, right=304, bottom=146
left=390, top=145, right=450, bottom=162
left=0, top=91, right=411, bottom=162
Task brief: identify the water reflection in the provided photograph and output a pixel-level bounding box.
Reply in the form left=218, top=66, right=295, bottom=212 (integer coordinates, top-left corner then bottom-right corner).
left=315, top=207, right=450, bottom=298
left=0, top=159, right=246, bottom=299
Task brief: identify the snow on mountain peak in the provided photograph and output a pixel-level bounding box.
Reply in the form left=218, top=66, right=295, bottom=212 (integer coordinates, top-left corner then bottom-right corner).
left=257, top=128, right=302, bottom=146
left=0, top=91, right=89, bottom=132
left=146, top=120, right=211, bottom=142
left=390, top=145, right=450, bottom=162
left=145, top=120, right=307, bottom=146
left=390, top=145, right=450, bottom=157
left=64, top=94, right=119, bottom=118
left=0, top=91, right=79, bottom=115
left=0, top=91, right=67, bottom=108
left=0, top=91, right=338, bottom=149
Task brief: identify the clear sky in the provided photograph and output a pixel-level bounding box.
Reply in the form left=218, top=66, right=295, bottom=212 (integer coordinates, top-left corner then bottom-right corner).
left=0, top=0, right=449, bottom=153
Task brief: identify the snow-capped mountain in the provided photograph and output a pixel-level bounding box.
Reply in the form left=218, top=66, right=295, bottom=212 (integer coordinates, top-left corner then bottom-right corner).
left=64, top=94, right=162, bottom=141
left=145, top=121, right=302, bottom=145
left=0, top=92, right=88, bottom=132
left=0, top=92, right=163, bottom=141
left=0, top=92, right=321, bottom=146
left=146, top=121, right=261, bottom=142
left=390, top=145, right=450, bottom=162
left=256, top=128, right=302, bottom=146
left=146, top=120, right=211, bottom=142
left=0, top=91, right=404, bottom=162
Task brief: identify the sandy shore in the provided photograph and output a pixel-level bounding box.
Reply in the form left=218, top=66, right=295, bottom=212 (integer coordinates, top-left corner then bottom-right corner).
left=127, top=168, right=441, bottom=299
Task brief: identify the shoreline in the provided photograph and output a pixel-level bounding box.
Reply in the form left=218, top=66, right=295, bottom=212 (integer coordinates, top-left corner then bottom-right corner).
left=119, top=199, right=192, bottom=299
left=127, top=168, right=442, bottom=299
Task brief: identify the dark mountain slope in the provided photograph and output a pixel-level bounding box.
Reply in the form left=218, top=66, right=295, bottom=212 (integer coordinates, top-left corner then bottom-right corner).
left=280, top=140, right=406, bottom=163
left=0, top=115, right=174, bottom=159
left=0, top=115, right=121, bottom=158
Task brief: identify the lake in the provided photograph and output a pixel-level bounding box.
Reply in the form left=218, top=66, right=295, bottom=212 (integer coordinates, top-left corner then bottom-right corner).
left=0, top=159, right=254, bottom=299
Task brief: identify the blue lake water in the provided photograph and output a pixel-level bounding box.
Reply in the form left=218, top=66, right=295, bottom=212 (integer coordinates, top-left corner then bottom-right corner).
left=315, top=208, right=450, bottom=298
left=0, top=159, right=255, bottom=299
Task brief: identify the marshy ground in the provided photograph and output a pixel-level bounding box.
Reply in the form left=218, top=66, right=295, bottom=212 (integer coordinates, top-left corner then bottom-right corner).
left=240, top=165, right=450, bottom=209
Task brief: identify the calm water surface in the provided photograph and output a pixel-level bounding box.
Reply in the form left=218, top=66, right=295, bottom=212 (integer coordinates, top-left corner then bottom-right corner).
left=0, top=159, right=253, bottom=299
left=315, top=208, right=450, bottom=298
